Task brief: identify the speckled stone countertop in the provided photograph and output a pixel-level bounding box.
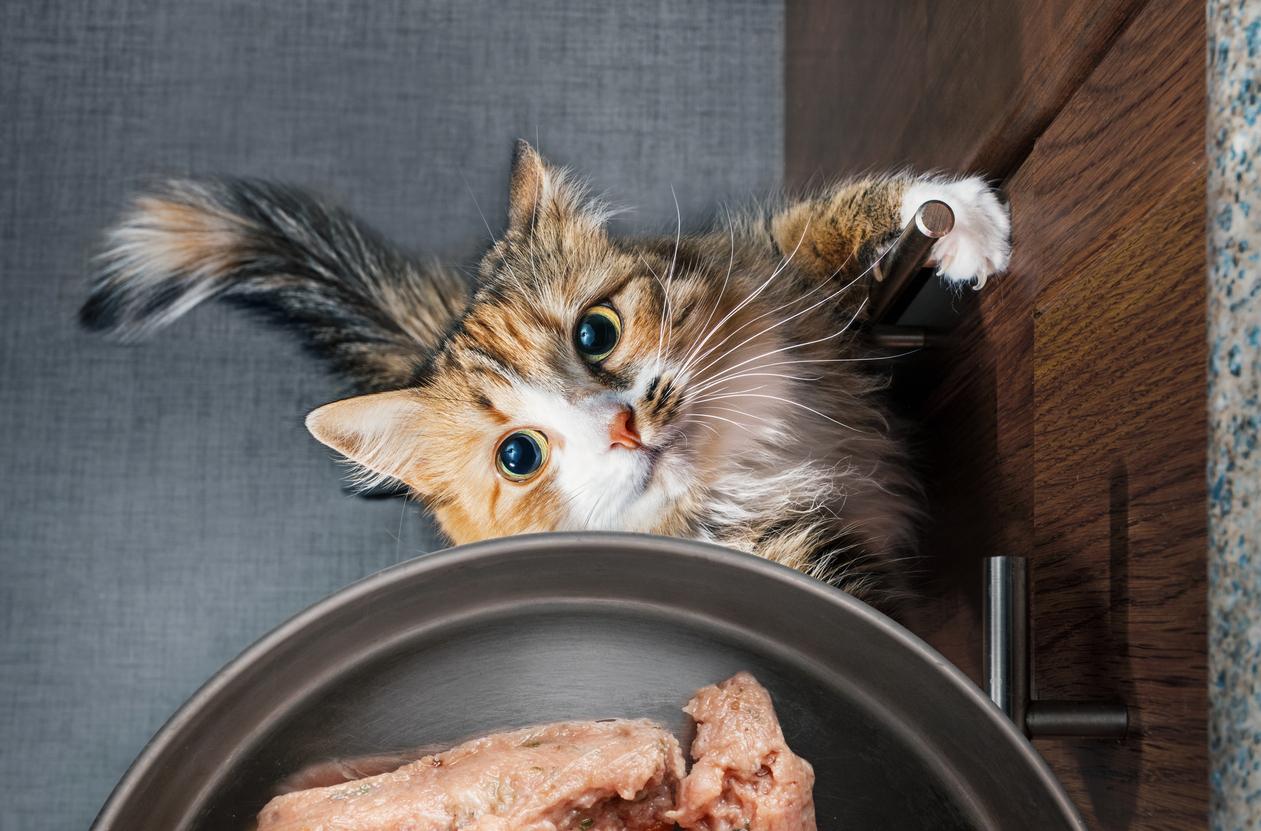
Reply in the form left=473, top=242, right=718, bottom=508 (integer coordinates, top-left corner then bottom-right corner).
left=1209, top=1, right=1261, bottom=828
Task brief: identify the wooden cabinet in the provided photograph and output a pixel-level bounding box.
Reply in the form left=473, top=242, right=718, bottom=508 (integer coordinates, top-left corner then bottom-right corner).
left=787, top=2, right=1207, bottom=828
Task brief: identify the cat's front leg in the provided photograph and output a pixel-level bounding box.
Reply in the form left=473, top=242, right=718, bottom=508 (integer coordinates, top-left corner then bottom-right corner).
left=770, top=173, right=1011, bottom=290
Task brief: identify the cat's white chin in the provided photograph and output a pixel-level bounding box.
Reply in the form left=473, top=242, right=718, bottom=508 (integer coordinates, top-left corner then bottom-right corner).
left=565, top=444, right=687, bottom=533
left=619, top=458, right=688, bottom=531
left=900, top=176, right=1011, bottom=288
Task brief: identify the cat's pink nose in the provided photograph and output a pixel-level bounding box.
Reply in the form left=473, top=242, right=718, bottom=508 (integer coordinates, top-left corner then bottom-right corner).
left=609, top=407, right=643, bottom=450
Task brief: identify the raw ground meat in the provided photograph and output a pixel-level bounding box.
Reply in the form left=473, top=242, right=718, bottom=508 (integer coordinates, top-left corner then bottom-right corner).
left=668, top=672, right=817, bottom=831
left=256, top=718, right=685, bottom=831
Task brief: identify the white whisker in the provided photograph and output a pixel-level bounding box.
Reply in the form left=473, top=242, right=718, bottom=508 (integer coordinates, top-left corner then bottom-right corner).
left=675, top=215, right=814, bottom=379
left=688, top=368, right=823, bottom=398
left=460, top=172, right=495, bottom=244
left=681, top=252, right=845, bottom=379
left=689, top=298, right=869, bottom=396
left=662, top=185, right=682, bottom=361
left=677, top=417, right=722, bottom=439
left=687, top=256, right=878, bottom=383
left=677, top=217, right=737, bottom=374
left=691, top=389, right=865, bottom=433
left=689, top=349, right=921, bottom=402
left=686, top=411, right=759, bottom=435
left=699, top=404, right=774, bottom=425
left=643, top=259, right=671, bottom=372
left=735, top=350, right=922, bottom=370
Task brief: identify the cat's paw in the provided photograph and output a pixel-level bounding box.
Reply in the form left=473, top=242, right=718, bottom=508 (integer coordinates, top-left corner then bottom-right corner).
left=901, top=176, right=1011, bottom=289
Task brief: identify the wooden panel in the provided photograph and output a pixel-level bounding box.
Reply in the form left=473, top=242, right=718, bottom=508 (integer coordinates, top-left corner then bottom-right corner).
left=785, top=0, right=1145, bottom=182
left=787, top=0, right=1207, bottom=828
left=918, top=3, right=1206, bottom=828
left=1030, top=177, right=1206, bottom=829
left=1018, top=4, right=1207, bottom=824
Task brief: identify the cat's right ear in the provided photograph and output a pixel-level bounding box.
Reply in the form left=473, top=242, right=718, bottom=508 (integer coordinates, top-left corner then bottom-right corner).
left=305, top=390, right=426, bottom=491
left=507, top=139, right=547, bottom=232
left=504, top=140, right=604, bottom=237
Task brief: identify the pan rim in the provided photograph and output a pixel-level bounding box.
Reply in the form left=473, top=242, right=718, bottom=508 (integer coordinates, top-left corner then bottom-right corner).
left=91, top=531, right=1084, bottom=830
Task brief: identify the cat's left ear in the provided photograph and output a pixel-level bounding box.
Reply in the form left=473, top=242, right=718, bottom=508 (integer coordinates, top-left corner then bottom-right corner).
left=506, top=140, right=605, bottom=236
left=305, top=390, right=427, bottom=491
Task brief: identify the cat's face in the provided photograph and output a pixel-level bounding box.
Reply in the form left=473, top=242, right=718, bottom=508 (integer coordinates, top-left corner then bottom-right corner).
left=307, top=144, right=790, bottom=543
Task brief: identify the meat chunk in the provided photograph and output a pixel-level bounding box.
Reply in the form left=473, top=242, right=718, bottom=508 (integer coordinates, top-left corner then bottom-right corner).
left=256, top=719, right=685, bottom=831
left=668, top=672, right=817, bottom=831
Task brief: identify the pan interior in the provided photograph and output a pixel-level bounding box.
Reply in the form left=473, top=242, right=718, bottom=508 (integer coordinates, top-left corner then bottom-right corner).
left=193, top=602, right=980, bottom=830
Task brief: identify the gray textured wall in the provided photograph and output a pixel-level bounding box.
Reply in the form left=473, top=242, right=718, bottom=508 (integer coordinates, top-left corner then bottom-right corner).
left=0, top=2, right=783, bottom=826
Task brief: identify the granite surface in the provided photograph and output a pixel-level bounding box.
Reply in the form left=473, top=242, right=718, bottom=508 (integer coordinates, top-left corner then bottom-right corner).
left=1209, top=1, right=1261, bottom=828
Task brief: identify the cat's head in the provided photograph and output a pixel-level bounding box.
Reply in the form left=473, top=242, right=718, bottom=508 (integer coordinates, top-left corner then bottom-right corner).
left=306, top=142, right=794, bottom=543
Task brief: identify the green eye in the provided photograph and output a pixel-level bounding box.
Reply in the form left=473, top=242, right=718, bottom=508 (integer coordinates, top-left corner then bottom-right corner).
left=495, top=429, right=548, bottom=482
left=575, top=305, right=622, bottom=362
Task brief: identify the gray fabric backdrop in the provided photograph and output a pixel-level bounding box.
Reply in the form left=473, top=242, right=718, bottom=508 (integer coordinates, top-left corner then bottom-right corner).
left=0, top=2, right=783, bottom=827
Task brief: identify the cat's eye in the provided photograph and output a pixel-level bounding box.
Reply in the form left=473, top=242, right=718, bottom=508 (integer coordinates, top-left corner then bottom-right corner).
left=495, top=429, right=549, bottom=482
left=574, top=305, right=621, bottom=362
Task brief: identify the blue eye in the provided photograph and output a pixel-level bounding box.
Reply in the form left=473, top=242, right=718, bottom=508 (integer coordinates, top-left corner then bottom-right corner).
left=575, top=305, right=622, bottom=362
left=495, top=429, right=548, bottom=481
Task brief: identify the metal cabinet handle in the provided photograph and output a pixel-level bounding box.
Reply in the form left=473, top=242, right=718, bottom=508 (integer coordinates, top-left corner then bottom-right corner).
left=870, top=200, right=956, bottom=323
left=984, top=555, right=1129, bottom=739
left=867, top=200, right=956, bottom=349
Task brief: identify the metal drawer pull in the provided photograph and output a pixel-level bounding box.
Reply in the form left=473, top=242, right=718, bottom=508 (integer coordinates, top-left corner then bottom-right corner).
left=984, top=555, right=1129, bottom=739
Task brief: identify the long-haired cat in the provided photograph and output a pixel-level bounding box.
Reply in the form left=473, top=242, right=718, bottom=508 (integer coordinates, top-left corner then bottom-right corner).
left=81, top=142, right=1009, bottom=606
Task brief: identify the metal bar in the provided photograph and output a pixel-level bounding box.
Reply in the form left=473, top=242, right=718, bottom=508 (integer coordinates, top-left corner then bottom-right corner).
left=869, top=200, right=955, bottom=323
left=864, top=324, right=958, bottom=351
left=984, top=556, right=1030, bottom=731
left=1026, top=701, right=1129, bottom=738
left=983, top=555, right=1129, bottom=740
left=866, top=325, right=928, bottom=350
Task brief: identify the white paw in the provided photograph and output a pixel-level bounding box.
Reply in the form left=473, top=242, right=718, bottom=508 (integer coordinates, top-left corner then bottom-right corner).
left=900, top=176, right=1011, bottom=289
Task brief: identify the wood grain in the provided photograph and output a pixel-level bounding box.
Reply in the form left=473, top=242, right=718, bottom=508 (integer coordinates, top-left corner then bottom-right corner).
left=785, top=0, right=1146, bottom=183
left=788, top=0, right=1207, bottom=827
left=1025, top=176, right=1207, bottom=829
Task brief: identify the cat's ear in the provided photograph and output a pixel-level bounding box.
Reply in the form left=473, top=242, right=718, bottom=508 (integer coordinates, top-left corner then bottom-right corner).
left=305, top=390, right=427, bottom=491
left=507, top=139, right=548, bottom=231
left=506, top=140, right=605, bottom=236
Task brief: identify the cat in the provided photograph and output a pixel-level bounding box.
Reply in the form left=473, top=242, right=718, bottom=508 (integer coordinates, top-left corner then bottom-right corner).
left=80, top=141, right=1010, bottom=606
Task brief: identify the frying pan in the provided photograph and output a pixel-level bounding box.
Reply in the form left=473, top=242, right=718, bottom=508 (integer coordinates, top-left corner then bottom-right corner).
left=91, top=533, right=1083, bottom=830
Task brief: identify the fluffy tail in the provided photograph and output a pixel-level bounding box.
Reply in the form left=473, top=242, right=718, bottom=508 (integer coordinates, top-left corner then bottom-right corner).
left=80, top=179, right=469, bottom=391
